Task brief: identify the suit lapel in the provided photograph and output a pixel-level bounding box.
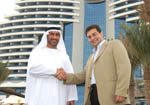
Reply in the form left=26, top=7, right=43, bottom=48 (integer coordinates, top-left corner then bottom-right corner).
left=87, top=54, right=94, bottom=87
left=89, top=54, right=95, bottom=73
left=94, top=41, right=108, bottom=63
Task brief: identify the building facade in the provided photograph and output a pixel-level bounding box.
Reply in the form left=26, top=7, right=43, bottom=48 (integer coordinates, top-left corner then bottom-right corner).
left=77, top=0, right=144, bottom=104
left=0, top=0, right=80, bottom=99
left=0, top=0, right=144, bottom=104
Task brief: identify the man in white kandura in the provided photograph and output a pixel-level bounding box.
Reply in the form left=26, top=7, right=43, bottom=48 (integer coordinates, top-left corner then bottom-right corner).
left=25, top=27, right=78, bottom=105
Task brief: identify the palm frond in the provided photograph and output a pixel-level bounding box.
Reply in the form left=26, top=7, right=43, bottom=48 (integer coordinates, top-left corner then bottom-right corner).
left=120, top=22, right=150, bottom=66
left=137, top=0, right=150, bottom=22
left=0, top=62, right=11, bottom=84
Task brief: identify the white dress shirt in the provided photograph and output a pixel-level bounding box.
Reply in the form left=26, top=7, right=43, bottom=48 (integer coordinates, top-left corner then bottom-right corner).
left=91, top=40, right=105, bottom=85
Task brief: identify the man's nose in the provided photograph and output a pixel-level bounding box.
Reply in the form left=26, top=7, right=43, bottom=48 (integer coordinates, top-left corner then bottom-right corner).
left=91, top=36, right=95, bottom=40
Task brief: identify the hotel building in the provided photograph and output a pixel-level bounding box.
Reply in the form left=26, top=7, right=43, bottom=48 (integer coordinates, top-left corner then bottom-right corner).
left=0, top=0, right=144, bottom=104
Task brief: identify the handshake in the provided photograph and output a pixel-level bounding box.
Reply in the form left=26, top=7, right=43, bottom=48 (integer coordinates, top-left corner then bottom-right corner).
left=54, top=68, right=67, bottom=81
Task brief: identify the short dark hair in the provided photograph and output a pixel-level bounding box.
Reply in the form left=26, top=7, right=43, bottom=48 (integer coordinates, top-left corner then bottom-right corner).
left=85, top=24, right=102, bottom=36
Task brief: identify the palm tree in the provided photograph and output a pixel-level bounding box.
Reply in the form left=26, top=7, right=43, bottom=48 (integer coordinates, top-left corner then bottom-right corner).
left=120, top=34, right=140, bottom=105
left=137, top=0, right=150, bottom=104
left=137, top=0, right=150, bottom=22
left=0, top=62, right=25, bottom=98
left=120, top=21, right=150, bottom=105
left=120, top=0, right=150, bottom=104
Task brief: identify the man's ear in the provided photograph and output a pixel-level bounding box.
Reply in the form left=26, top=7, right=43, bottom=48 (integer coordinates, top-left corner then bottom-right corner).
left=100, top=32, right=104, bottom=38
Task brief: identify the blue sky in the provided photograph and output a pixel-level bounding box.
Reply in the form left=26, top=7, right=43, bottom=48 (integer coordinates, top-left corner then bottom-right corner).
left=0, top=0, right=17, bottom=22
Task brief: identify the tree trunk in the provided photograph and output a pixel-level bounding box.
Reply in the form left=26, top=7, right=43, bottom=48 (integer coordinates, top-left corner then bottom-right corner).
left=129, top=73, right=136, bottom=105
left=144, top=79, right=150, bottom=105
left=0, top=88, right=25, bottom=98
left=144, top=65, right=150, bottom=105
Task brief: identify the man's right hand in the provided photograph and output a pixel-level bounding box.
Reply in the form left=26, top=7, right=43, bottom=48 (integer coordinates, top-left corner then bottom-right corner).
left=115, top=96, right=126, bottom=103
left=54, top=68, right=67, bottom=80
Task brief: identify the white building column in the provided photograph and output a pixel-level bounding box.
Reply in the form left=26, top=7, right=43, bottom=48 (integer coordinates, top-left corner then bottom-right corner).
left=106, top=0, right=115, bottom=40
left=72, top=0, right=85, bottom=73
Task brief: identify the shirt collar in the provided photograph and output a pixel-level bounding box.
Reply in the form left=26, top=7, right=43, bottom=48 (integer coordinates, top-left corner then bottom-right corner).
left=93, top=40, right=105, bottom=53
